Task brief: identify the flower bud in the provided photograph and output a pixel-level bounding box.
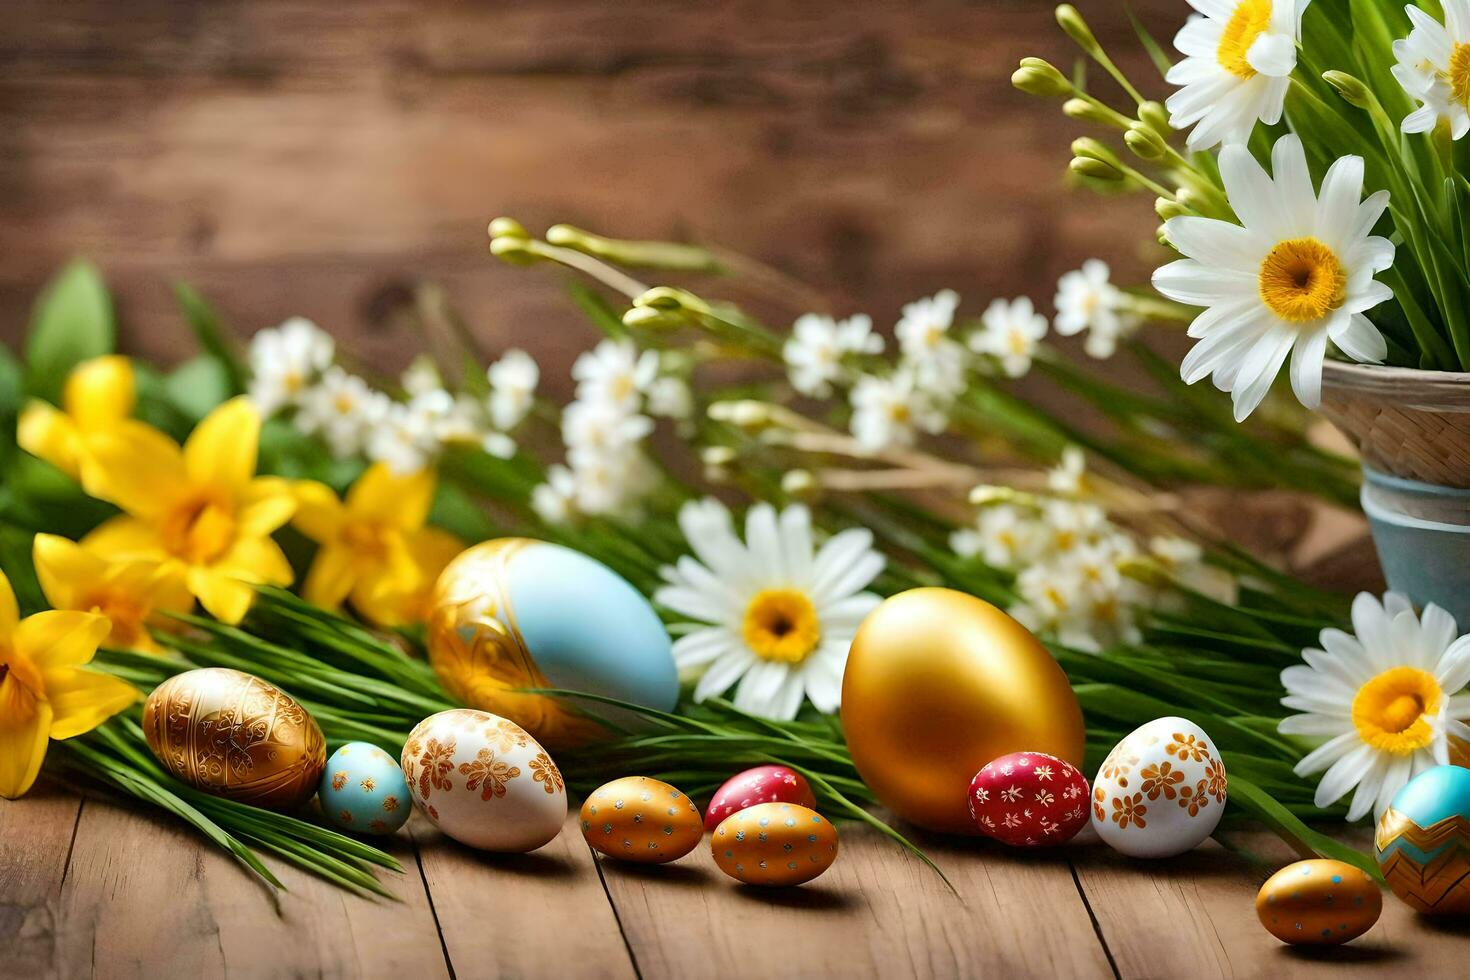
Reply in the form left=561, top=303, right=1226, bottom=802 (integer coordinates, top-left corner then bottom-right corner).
left=700, top=446, right=737, bottom=467
left=1063, top=98, right=1119, bottom=127
left=1070, top=157, right=1124, bottom=182
left=1012, top=59, right=1072, bottom=98
left=781, top=469, right=819, bottom=499
left=1322, top=70, right=1372, bottom=109
left=1124, top=123, right=1166, bottom=161
left=1055, top=5, right=1100, bottom=54
left=708, top=400, right=772, bottom=430
left=1071, top=137, right=1123, bottom=168
left=622, top=306, right=684, bottom=331
left=489, top=235, right=541, bottom=266
left=1155, top=196, right=1187, bottom=221
left=487, top=217, right=529, bottom=241
left=1137, top=101, right=1172, bottom=137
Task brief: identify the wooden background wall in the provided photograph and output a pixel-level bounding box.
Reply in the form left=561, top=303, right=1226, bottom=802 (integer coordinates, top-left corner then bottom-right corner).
left=0, top=0, right=1182, bottom=394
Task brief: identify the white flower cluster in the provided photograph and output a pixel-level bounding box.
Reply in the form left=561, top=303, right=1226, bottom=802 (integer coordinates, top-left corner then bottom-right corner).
left=950, top=448, right=1236, bottom=652
left=531, top=339, right=693, bottom=524
left=783, top=268, right=1135, bottom=455
left=246, top=318, right=539, bottom=474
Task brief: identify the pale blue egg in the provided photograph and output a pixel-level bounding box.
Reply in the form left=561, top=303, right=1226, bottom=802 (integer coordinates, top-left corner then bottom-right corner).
left=1376, top=764, right=1470, bottom=915
left=319, top=741, right=412, bottom=835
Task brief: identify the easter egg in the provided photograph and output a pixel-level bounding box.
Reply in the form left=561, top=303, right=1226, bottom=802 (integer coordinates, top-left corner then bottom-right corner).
left=427, top=539, right=678, bottom=748
left=580, top=776, right=704, bottom=863
left=319, top=742, right=411, bottom=836
left=968, top=751, right=1090, bottom=846
left=401, top=708, right=567, bottom=852
left=704, top=766, right=817, bottom=831
left=841, top=588, right=1085, bottom=834
left=711, top=803, right=838, bottom=887
left=1091, top=717, right=1226, bottom=858
left=1255, top=859, right=1381, bottom=945
left=142, top=667, right=326, bottom=811
left=1376, top=764, right=1470, bottom=915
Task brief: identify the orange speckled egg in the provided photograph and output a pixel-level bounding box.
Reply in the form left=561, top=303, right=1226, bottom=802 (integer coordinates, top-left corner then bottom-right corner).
left=580, top=776, right=703, bottom=864
left=1255, top=859, right=1382, bottom=945
left=712, top=802, right=838, bottom=887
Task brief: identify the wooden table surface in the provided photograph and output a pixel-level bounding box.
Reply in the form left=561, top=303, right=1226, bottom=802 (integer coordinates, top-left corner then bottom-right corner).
left=4, top=781, right=1464, bottom=979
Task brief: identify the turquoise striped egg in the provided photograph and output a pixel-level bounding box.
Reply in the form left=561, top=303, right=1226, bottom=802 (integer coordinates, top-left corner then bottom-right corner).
left=1376, top=764, right=1470, bottom=915
left=319, top=742, right=412, bottom=835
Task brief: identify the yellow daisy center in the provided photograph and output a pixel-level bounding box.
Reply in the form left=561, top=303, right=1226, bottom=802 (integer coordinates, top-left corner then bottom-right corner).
left=1217, top=0, right=1274, bottom=80
left=162, top=492, right=238, bottom=565
left=1352, top=666, right=1442, bottom=754
left=1452, top=43, right=1470, bottom=108
left=742, top=588, right=821, bottom=663
left=1258, top=237, right=1347, bottom=323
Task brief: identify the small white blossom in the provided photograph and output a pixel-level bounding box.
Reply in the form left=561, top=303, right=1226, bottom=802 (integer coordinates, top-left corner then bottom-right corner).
left=647, top=376, right=694, bottom=420
left=895, top=290, right=961, bottom=362
left=487, top=349, right=539, bottom=430
left=532, top=465, right=578, bottom=524
left=247, top=317, right=334, bottom=416
left=971, top=298, right=1048, bottom=378
left=1393, top=3, right=1470, bottom=140
left=563, top=399, right=654, bottom=460
left=401, top=357, right=444, bottom=397
left=848, top=370, right=946, bottom=453
left=1047, top=446, right=1089, bottom=497
left=296, top=367, right=387, bottom=458
left=367, top=401, right=438, bottom=475
left=572, top=339, right=658, bottom=412
left=1054, top=260, right=1139, bottom=359
left=783, top=313, right=882, bottom=397
left=950, top=503, right=1042, bottom=570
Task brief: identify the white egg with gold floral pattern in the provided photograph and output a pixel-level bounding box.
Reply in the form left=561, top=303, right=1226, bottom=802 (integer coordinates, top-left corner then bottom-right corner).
left=1090, top=716, right=1226, bottom=858
left=401, top=708, right=567, bottom=852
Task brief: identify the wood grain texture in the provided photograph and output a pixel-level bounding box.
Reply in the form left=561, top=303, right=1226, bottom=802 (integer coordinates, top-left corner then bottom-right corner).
left=54, top=794, right=446, bottom=980
left=413, top=810, right=637, bottom=978
left=596, top=820, right=1114, bottom=978
left=0, top=0, right=1180, bottom=390
left=0, top=780, right=82, bottom=980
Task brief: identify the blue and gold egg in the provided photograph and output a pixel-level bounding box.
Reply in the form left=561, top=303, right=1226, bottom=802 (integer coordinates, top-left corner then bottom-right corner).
left=427, top=539, right=678, bottom=748
left=318, top=741, right=412, bottom=836
left=1376, top=764, right=1470, bottom=916
left=1254, top=859, right=1381, bottom=945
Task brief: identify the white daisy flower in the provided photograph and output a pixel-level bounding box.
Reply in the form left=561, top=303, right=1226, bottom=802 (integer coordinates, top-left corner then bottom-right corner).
left=654, top=498, right=884, bottom=720
left=1279, top=592, right=1470, bottom=821
left=950, top=503, right=1042, bottom=569
left=1165, top=0, right=1309, bottom=151
left=1392, top=2, right=1470, bottom=139
left=1036, top=499, right=1110, bottom=558
left=247, top=316, right=334, bottom=416
left=895, top=290, right=961, bottom=362
left=970, top=297, right=1048, bottom=378
left=295, top=367, right=387, bottom=458
left=366, top=400, right=438, bottom=475
left=1053, top=260, right=1139, bottom=359
left=783, top=313, right=882, bottom=397
left=1153, top=135, right=1395, bottom=421
left=487, top=349, right=539, bottom=430
left=572, top=339, right=658, bottom=412
left=848, top=370, right=946, bottom=453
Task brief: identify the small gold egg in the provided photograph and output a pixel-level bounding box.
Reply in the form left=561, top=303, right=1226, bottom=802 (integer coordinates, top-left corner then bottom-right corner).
left=711, top=802, right=838, bottom=887
left=1255, top=859, right=1382, bottom=945
left=580, top=776, right=703, bottom=864
left=142, top=667, right=326, bottom=811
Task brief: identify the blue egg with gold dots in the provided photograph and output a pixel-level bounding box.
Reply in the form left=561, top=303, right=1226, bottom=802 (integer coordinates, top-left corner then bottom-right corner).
left=1376, top=764, right=1470, bottom=916
left=318, top=741, right=412, bottom=835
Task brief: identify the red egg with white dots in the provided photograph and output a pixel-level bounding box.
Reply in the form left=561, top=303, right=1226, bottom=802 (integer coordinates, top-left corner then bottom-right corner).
left=704, top=765, right=818, bottom=831
left=968, top=751, right=1090, bottom=847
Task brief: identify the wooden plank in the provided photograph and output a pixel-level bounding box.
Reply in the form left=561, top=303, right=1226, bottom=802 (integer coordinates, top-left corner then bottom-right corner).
left=0, top=779, right=83, bottom=980
left=1073, top=830, right=1465, bottom=978
left=414, top=810, right=638, bottom=978
left=54, top=792, right=447, bottom=980
left=596, top=818, right=1114, bottom=978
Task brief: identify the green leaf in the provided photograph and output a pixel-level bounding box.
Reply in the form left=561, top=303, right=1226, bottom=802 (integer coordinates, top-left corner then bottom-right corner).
left=174, top=283, right=246, bottom=395
left=164, top=356, right=235, bottom=421
left=24, top=259, right=114, bottom=402
left=0, top=342, right=22, bottom=419
left=1125, top=6, right=1173, bottom=78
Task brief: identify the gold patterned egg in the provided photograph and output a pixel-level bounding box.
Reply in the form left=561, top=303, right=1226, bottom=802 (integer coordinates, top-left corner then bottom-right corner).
left=580, top=776, right=703, bottom=864
left=142, top=667, right=326, bottom=811
left=1255, top=859, right=1381, bottom=945
left=711, top=802, right=838, bottom=887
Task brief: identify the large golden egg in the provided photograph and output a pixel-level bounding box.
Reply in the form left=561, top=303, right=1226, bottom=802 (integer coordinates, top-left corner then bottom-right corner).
left=142, top=667, right=326, bottom=811
left=841, top=588, right=1085, bottom=834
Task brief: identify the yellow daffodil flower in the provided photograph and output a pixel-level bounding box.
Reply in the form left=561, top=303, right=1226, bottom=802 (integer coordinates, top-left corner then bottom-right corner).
left=33, top=534, right=193, bottom=654
left=16, top=355, right=135, bottom=480
left=0, top=569, right=138, bottom=799
left=80, top=397, right=296, bottom=625
left=293, top=463, right=462, bottom=627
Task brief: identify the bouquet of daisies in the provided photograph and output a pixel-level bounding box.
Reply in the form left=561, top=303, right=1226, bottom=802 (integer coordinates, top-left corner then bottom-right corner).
left=1016, top=1, right=1470, bottom=422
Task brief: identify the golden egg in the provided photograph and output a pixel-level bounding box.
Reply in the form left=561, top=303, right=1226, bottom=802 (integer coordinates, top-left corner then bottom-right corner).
left=580, top=776, right=704, bottom=864
left=840, top=588, right=1085, bottom=834
left=142, top=667, right=326, bottom=811
left=711, top=803, right=838, bottom=887
left=1256, top=859, right=1381, bottom=945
